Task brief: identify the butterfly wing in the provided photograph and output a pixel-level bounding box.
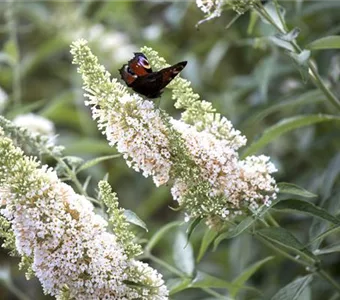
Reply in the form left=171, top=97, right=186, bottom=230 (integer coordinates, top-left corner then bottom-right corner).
left=119, top=65, right=137, bottom=87
left=119, top=53, right=187, bottom=98
left=119, top=53, right=153, bottom=87
left=128, top=52, right=153, bottom=76
left=158, top=61, right=187, bottom=90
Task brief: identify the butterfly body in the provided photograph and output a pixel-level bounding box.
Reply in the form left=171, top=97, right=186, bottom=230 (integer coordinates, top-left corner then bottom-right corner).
left=119, top=53, right=187, bottom=98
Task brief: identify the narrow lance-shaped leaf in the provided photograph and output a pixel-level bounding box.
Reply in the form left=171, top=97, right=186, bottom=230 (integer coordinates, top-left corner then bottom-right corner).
left=77, top=154, right=122, bottom=172
left=273, top=199, right=340, bottom=225
left=242, top=114, right=340, bottom=158
left=257, top=227, right=317, bottom=259
left=168, top=278, right=192, bottom=295
left=197, top=228, right=218, bottom=262
left=186, top=217, right=202, bottom=246
left=145, top=221, right=181, bottom=253
left=271, top=275, right=313, bottom=300
left=214, top=217, right=255, bottom=250
left=242, top=90, right=324, bottom=128
left=173, top=231, right=195, bottom=276
left=230, top=256, right=274, bottom=298
left=277, top=183, right=317, bottom=198
left=191, top=271, right=260, bottom=295
left=315, top=243, right=340, bottom=255
left=307, top=36, right=340, bottom=50
left=123, top=210, right=148, bottom=232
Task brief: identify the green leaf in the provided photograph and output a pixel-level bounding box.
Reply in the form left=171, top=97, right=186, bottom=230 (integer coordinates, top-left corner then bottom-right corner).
left=320, top=153, right=340, bottom=201
left=77, top=154, right=121, bottom=172
left=308, top=225, right=340, bottom=248
left=269, top=28, right=301, bottom=52
left=242, top=114, right=340, bottom=158
left=123, top=210, right=148, bottom=232
left=269, top=36, right=294, bottom=51
left=173, top=231, right=195, bottom=276
left=286, top=50, right=310, bottom=83
left=275, top=28, right=301, bottom=42
left=197, top=228, right=218, bottom=262
left=262, top=2, right=286, bottom=32
left=288, top=50, right=311, bottom=66
left=230, top=256, right=274, bottom=297
left=315, top=243, right=340, bottom=255
left=186, top=217, right=202, bottom=246
left=307, top=36, right=340, bottom=50
left=247, top=11, right=259, bottom=35
left=241, top=90, right=324, bottom=128
left=145, top=221, right=181, bottom=253
left=63, top=138, right=114, bottom=155
left=191, top=271, right=260, bottom=295
left=168, top=278, right=192, bottom=295
left=271, top=275, right=313, bottom=300
left=302, top=2, right=340, bottom=16
left=277, top=183, right=317, bottom=198
left=254, top=55, right=276, bottom=101
left=213, top=217, right=255, bottom=250
left=190, top=271, right=237, bottom=290
left=257, top=227, right=316, bottom=259
left=273, top=199, right=340, bottom=224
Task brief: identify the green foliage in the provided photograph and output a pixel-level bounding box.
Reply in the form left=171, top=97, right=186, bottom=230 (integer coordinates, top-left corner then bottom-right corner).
left=1, top=0, right=340, bottom=299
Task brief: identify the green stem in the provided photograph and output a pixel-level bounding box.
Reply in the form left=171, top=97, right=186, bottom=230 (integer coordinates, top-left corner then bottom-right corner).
left=254, top=3, right=340, bottom=111
left=266, top=213, right=279, bottom=227
left=255, top=234, right=311, bottom=268
left=202, top=287, right=230, bottom=299
left=2, top=282, right=32, bottom=300
left=147, top=254, right=185, bottom=278
left=257, top=232, right=340, bottom=295
left=307, top=62, right=340, bottom=110
left=6, top=0, right=21, bottom=107
left=273, top=0, right=288, bottom=32
left=317, top=269, right=340, bottom=295
left=56, top=157, right=88, bottom=197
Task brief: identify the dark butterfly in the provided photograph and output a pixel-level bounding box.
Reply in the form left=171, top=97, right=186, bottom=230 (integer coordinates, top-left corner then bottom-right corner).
left=119, top=52, right=187, bottom=98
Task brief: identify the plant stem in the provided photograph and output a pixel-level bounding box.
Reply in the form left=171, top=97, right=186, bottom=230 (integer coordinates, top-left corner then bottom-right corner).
left=148, top=253, right=185, bottom=278
left=255, top=234, right=311, bottom=268
left=307, top=62, right=340, bottom=110
left=202, top=287, right=230, bottom=299
left=257, top=232, right=340, bottom=295
left=3, top=282, right=32, bottom=300
left=56, top=157, right=88, bottom=197
left=317, top=269, right=340, bottom=295
left=6, top=0, right=21, bottom=107
left=266, top=212, right=279, bottom=227
left=255, top=2, right=340, bottom=111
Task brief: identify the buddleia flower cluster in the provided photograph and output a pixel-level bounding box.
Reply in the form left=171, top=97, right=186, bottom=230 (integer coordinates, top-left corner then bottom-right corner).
left=71, top=39, right=278, bottom=228
left=0, top=129, right=168, bottom=299
left=13, top=113, right=55, bottom=140
left=196, top=0, right=259, bottom=24
left=0, top=115, right=63, bottom=158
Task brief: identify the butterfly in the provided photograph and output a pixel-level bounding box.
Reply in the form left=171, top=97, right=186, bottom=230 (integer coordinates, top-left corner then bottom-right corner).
left=119, top=52, right=187, bottom=98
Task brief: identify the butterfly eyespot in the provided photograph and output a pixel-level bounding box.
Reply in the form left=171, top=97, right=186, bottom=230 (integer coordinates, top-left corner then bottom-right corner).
left=139, top=57, right=151, bottom=69
left=120, top=53, right=187, bottom=98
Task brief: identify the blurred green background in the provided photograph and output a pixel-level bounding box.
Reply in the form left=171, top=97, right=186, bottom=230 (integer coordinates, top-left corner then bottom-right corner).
left=1, top=1, right=340, bottom=299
